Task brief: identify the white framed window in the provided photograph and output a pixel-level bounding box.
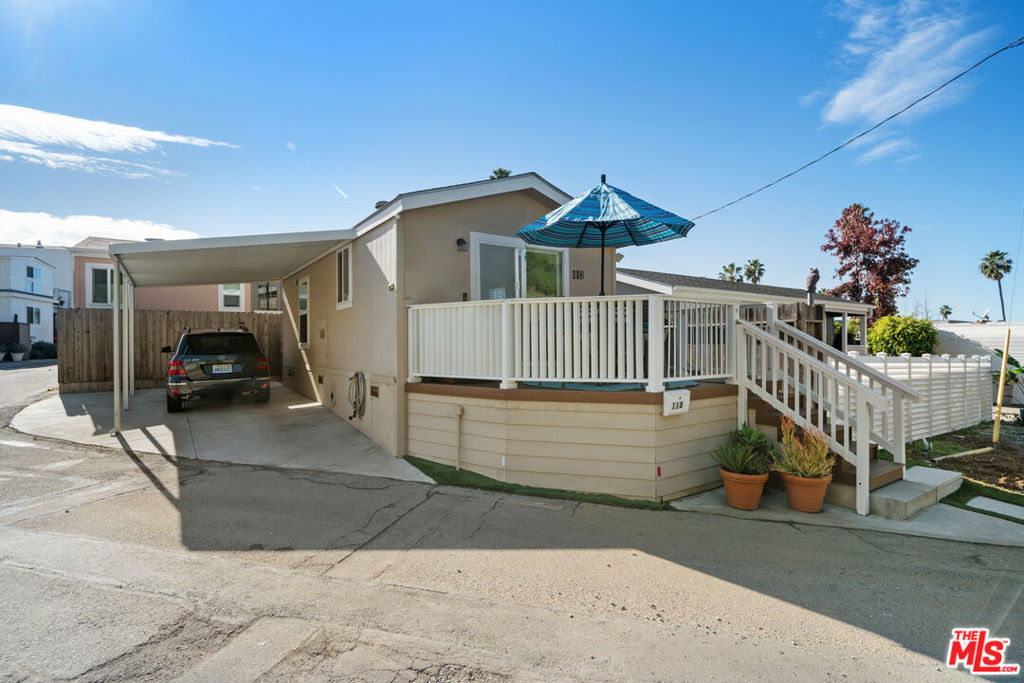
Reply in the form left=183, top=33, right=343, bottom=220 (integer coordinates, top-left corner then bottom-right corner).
left=469, top=232, right=568, bottom=301
left=26, top=306, right=41, bottom=324
left=255, top=282, right=280, bottom=311
left=297, top=277, right=310, bottom=348
left=336, top=245, right=352, bottom=309
left=218, top=283, right=245, bottom=311
left=86, top=263, right=117, bottom=308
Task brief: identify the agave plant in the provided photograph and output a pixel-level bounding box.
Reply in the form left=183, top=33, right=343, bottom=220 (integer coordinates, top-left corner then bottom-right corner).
left=733, top=424, right=775, bottom=462
left=709, top=442, right=769, bottom=476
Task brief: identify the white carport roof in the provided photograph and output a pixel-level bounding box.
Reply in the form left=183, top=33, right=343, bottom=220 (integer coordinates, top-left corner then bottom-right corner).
left=108, top=229, right=355, bottom=287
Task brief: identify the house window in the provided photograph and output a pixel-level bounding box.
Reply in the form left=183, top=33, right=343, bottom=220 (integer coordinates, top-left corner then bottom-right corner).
left=26, top=306, right=41, bottom=324
left=297, top=277, right=309, bottom=347
left=470, top=232, right=568, bottom=300
left=255, top=282, right=280, bottom=311
left=218, top=283, right=245, bottom=311
left=336, top=245, right=352, bottom=309
left=25, top=265, right=40, bottom=293
left=86, top=263, right=117, bottom=307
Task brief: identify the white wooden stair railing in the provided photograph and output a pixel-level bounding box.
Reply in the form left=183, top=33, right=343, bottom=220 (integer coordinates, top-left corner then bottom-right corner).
left=735, top=320, right=893, bottom=515
left=772, top=320, right=919, bottom=466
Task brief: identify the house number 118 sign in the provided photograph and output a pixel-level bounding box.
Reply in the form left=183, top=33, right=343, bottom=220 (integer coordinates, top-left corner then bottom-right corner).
left=663, top=389, right=691, bottom=416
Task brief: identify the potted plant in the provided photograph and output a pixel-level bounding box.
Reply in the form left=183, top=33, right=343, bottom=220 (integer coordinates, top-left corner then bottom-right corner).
left=710, top=425, right=773, bottom=510
left=7, top=343, right=27, bottom=362
left=772, top=417, right=836, bottom=513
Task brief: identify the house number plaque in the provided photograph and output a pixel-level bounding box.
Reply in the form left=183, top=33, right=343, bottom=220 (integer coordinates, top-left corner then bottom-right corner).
left=663, top=389, right=691, bottom=416
left=571, top=270, right=584, bottom=280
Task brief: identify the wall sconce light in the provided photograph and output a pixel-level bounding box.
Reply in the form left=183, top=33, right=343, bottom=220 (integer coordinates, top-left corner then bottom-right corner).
left=456, top=238, right=468, bottom=252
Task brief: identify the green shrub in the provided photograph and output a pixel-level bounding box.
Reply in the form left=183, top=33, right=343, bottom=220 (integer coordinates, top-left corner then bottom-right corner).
left=831, top=318, right=862, bottom=339
left=7, top=343, right=26, bottom=353
left=29, top=341, right=57, bottom=359
left=867, top=315, right=937, bottom=356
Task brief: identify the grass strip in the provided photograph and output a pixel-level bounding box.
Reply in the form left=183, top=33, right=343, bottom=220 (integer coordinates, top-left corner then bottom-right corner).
left=404, top=455, right=669, bottom=511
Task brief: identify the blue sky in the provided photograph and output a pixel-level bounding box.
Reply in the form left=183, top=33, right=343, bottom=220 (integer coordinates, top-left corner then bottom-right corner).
left=0, top=0, right=1021, bottom=319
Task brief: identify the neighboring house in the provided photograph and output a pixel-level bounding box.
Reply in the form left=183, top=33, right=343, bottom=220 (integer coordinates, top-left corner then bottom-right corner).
left=70, top=236, right=280, bottom=312
left=617, top=268, right=874, bottom=353
left=0, top=245, right=67, bottom=344
left=0, top=250, right=55, bottom=344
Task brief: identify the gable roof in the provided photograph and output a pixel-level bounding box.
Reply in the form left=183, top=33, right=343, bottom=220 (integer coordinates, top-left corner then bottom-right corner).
left=73, top=236, right=136, bottom=249
left=351, top=172, right=572, bottom=237
left=617, top=267, right=873, bottom=311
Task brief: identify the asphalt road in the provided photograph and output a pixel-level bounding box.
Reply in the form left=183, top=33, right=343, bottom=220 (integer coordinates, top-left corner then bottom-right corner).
left=0, top=363, right=1019, bottom=681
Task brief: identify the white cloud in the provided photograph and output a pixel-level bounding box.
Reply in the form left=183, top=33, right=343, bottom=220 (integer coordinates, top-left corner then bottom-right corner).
left=814, top=1, right=994, bottom=162
left=0, top=139, right=177, bottom=179
left=0, top=104, right=235, bottom=178
left=0, top=104, right=233, bottom=153
left=0, top=209, right=197, bottom=246
left=857, top=137, right=913, bottom=162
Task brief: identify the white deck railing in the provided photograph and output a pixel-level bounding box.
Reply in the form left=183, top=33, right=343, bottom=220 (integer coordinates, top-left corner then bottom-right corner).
left=407, top=295, right=734, bottom=391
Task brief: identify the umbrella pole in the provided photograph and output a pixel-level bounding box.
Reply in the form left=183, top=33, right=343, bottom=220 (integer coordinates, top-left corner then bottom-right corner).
left=599, top=228, right=606, bottom=296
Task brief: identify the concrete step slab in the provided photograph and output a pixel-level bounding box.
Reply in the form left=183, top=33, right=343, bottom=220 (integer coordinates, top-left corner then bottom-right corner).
left=904, top=466, right=962, bottom=499
left=825, top=466, right=963, bottom=520
left=967, top=496, right=1024, bottom=522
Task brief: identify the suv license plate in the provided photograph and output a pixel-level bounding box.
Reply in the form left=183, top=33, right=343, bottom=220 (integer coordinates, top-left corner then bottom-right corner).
left=211, top=363, right=233, bottom=374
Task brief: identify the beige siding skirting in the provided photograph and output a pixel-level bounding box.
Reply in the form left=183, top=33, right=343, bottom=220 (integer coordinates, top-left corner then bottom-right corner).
left=406, top=385, right=737, bottom=501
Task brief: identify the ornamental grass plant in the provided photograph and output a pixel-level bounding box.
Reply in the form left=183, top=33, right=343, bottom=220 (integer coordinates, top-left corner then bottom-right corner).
left=772, top=417, right=835, bottom=478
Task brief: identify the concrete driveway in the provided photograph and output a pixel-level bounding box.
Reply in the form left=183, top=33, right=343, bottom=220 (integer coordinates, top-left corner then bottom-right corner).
left=11, top=383, right=430, bottom=483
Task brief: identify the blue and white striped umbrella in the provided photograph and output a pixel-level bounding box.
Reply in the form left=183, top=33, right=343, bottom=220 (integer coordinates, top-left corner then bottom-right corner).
left=517, top=175, right=694, bottom=294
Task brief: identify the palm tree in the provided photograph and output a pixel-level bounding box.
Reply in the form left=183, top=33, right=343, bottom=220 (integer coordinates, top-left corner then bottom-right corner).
left=489, top=168, right=512, bottom=179
left=718, top=263, right=742, bottom=282
left=980, top=250, right=1013, bottom=321
left=939, top=304, right=952, bottom=321
left=743, top=258, right=765, bottom=284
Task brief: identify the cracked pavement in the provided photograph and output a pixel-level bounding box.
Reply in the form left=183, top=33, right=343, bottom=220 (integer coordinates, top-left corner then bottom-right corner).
left=0, top=363, right=1020, bottom=680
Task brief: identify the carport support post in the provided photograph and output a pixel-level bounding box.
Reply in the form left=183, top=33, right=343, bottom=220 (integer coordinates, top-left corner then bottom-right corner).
left=111, top=262, right=121, bottom=435
left=128, top=280, right=135, bottom=398
left=122, top=274, right=130, bottom=410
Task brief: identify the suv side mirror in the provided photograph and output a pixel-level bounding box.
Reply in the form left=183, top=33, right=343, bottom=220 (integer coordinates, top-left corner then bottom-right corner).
left=160, top=346, right=173, bottom=353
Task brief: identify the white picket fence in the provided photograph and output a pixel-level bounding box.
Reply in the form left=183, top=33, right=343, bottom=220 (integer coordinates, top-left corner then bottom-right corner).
left=407, top=295, right=734, bottom=390
left=850, top=352, right=993, bottom=441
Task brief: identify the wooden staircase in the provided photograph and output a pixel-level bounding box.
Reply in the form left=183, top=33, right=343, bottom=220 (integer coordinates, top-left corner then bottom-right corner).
left=749, top=394, right=904, bottom=493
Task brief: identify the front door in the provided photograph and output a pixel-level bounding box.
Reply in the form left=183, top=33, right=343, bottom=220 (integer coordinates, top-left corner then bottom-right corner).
left=471, top=232, right=567, bottom=300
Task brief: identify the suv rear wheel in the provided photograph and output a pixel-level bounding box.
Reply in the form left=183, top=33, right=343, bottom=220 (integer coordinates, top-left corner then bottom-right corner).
left=167, top=394, right=183, bottom=413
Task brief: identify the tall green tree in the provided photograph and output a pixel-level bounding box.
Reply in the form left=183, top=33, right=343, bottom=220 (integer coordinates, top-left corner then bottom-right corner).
left=821, top=204, right=918, bottom=322
left=743, top=258, right=765, bottom=284
left=489, top=168, right=512, bottom=179
left=718, top=263, right=742, bottom=282
left=939, top=304, right=952, bottom=321
left=979, top=250, right=1013, bottom=321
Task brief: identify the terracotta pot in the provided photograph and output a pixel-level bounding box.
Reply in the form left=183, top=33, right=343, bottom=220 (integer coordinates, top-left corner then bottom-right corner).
left=780, top=473, right=832, bottom=513
left=719, top=468, right=769, bottom=511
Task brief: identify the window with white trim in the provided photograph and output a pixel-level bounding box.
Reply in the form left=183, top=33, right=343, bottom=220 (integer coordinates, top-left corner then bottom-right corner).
left=255, top=282, right=280, bottom=311
left=297, top=277, right=309, bottom=347
left=469, top=232, right=568, bottom=300
left=26, top=306, right=41, bottom=324
left=86, top=263, right=117, bottom=308
left=336, top=245, right=352, bottom=309
left=218, top=283, right=245, bottom=311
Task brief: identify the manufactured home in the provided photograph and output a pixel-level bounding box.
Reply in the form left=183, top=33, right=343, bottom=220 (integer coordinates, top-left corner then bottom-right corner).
left=104, top=173, right=994, bottom=515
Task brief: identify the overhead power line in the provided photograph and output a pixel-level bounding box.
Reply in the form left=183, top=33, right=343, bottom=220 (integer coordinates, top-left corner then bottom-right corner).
left=692, top=33, right=1024, bottom=221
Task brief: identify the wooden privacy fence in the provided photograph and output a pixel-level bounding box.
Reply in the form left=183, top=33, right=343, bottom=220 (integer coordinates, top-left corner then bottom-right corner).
left=849, top=352, right=993, bottom=441
left=57, top=308, right=282, bottom=393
